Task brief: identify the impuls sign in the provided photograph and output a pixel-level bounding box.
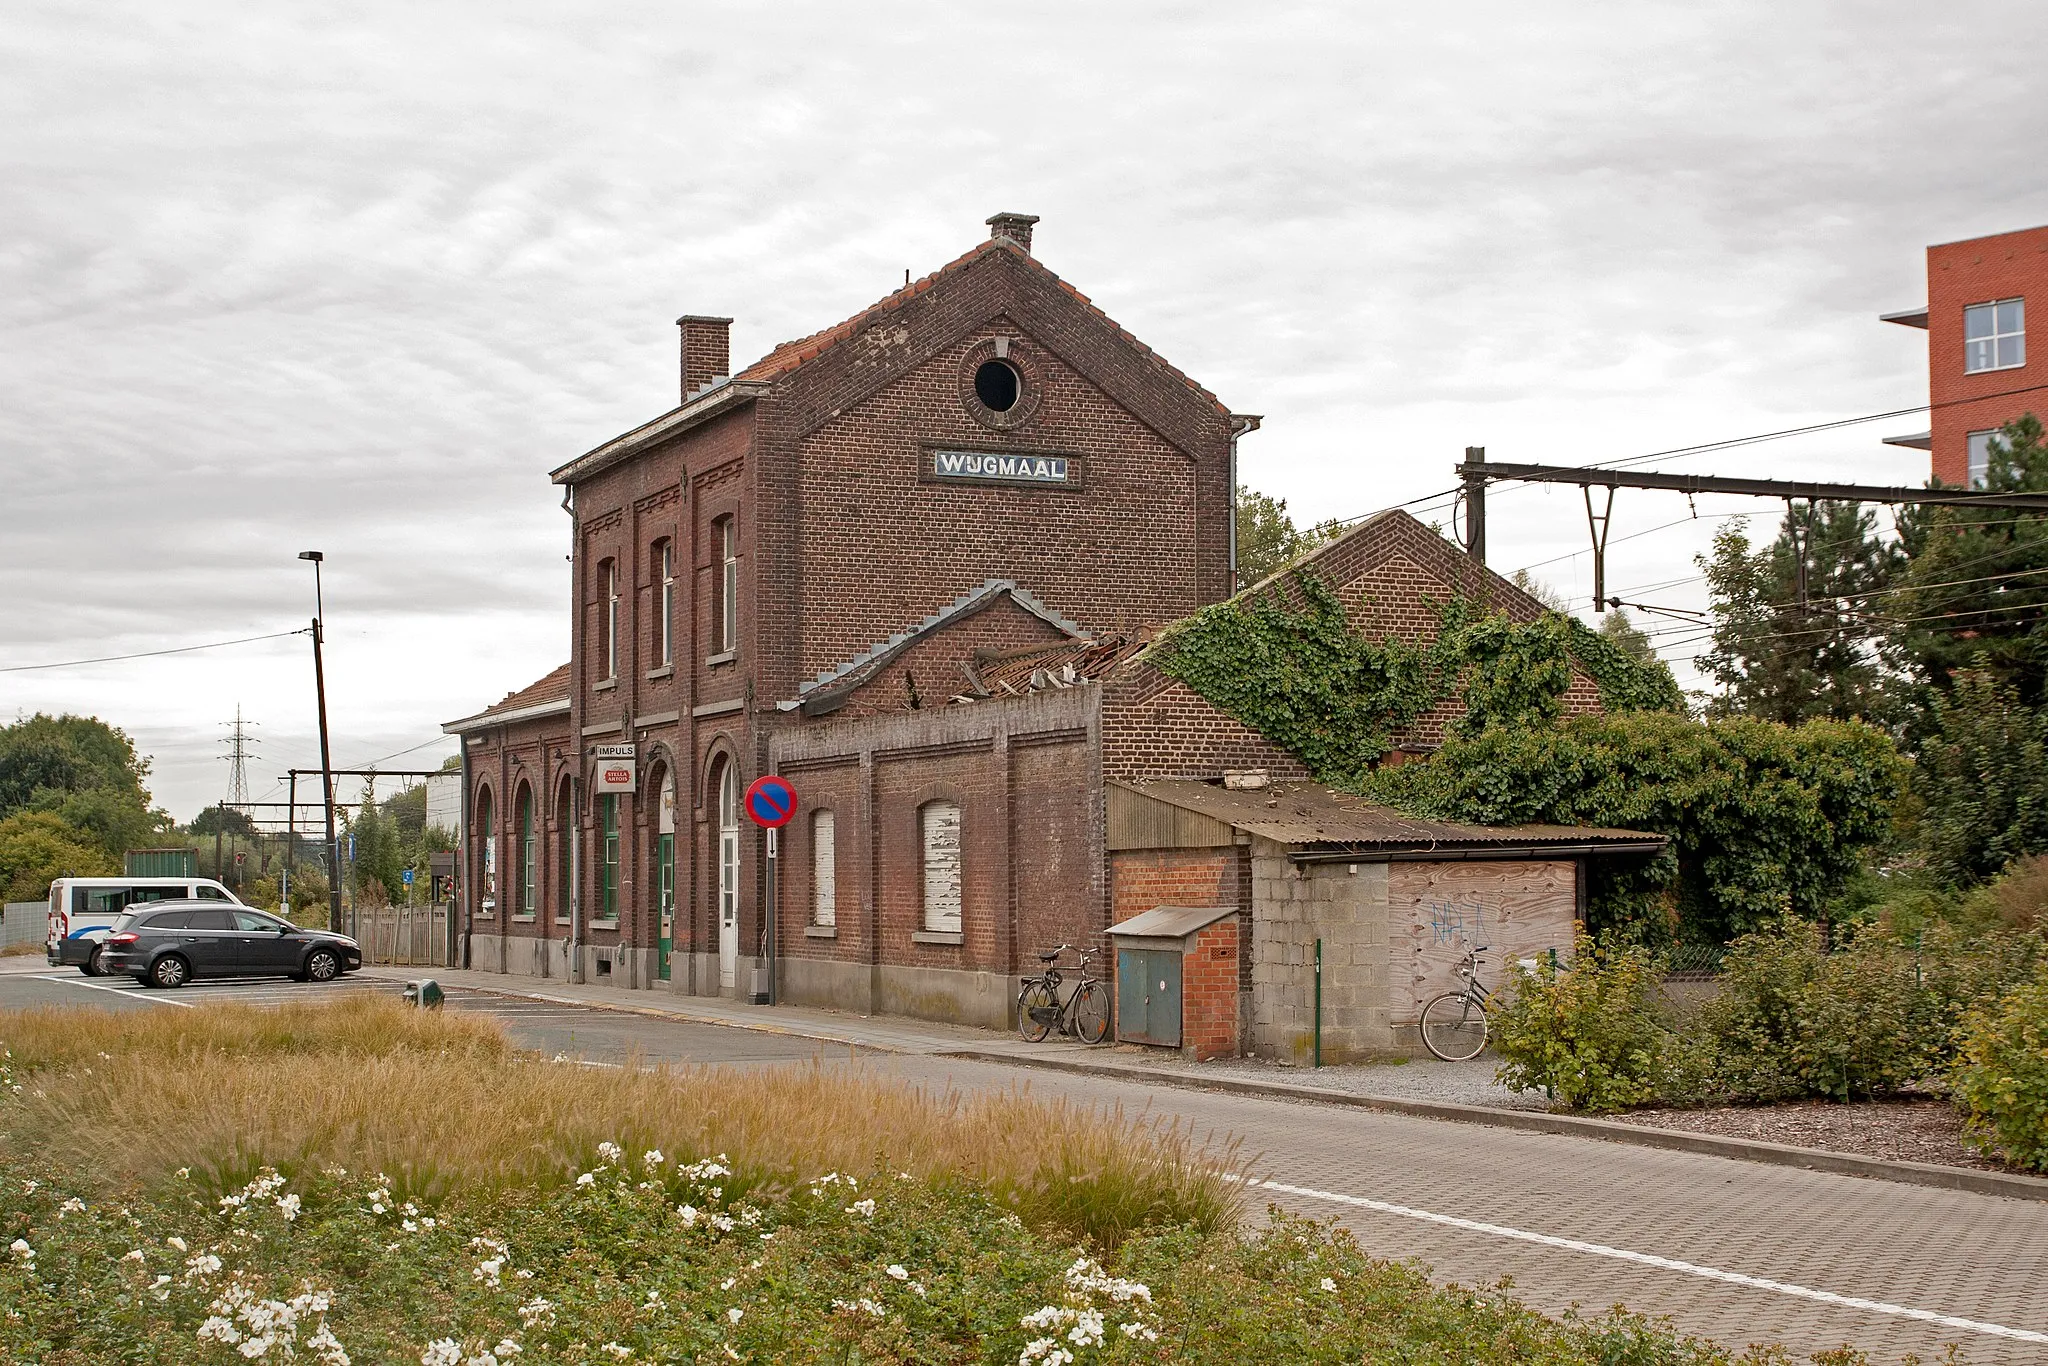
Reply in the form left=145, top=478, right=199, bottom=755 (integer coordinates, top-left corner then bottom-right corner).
left=594, top=743, right=637, bottom=793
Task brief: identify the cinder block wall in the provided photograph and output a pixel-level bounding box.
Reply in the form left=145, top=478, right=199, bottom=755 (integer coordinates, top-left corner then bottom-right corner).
left=1247, top=838, right=1393, bottom=1063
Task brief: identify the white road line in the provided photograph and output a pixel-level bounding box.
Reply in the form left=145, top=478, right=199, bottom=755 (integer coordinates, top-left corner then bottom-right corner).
left=1251, top=1176, right=2048, bottom=1345
left=32, top=974, right=193, bottom=1009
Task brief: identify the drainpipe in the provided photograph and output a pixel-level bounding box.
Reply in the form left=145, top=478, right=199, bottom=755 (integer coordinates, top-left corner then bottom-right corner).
left=1227, top=414, right=1262, bottom=594
left=562, top=479, right=581, bottom=982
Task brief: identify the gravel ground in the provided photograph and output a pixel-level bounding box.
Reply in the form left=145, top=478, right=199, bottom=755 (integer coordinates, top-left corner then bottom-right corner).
left=1608, top=1098, right=2019, bottom=1172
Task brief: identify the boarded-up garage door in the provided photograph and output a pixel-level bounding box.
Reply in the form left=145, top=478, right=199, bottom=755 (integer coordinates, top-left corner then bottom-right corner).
left=1390, top=860, right=1575, bottom=1026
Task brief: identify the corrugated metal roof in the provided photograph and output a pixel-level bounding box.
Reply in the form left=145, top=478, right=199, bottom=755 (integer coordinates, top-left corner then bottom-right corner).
left=1106, top=904, right=1239, bottom=939
left=1114, top=779, right=1664, bottom=854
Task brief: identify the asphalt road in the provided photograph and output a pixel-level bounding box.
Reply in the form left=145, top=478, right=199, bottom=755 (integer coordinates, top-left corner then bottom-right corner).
left=4, top=966, right=2045, bottom=1364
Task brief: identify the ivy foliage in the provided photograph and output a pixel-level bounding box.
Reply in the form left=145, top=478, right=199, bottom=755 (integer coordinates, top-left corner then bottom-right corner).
left=1363, top=712, right=1908, bottom=943
left=1150, top=569, right=1682, bottom=787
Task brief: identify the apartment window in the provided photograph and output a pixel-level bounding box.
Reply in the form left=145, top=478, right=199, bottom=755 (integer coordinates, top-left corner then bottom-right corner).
left=598, top=794, right=620, bottom=922
left=811, top=809, right=836, bottom=927
left=516, top=785, right=535, bottom=918
left=656, top=539, right=675, bottom=666
left=599, top=559, right=619, bottom=681
left=716, top=516, right=738, bottom=655
left=1964, top=299, right=2024, bottom=373
left=919, top=800, right=962, bottom=934
left=1967, top=430, right=1998, bottom=488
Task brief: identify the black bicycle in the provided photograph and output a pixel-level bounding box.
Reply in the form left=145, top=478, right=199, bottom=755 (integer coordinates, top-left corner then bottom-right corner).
left=1418, top=945, right=1495, bottom=1062
left=1017, top=944, right=1111, bottom=1044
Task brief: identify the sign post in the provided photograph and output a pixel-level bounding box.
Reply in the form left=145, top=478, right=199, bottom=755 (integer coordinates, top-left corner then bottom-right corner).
left=743, top=775, right=798, bottom=1006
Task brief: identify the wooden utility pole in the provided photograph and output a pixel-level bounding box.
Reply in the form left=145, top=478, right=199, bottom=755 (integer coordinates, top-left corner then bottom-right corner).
left=1462, top=446, right=1487, bottom=564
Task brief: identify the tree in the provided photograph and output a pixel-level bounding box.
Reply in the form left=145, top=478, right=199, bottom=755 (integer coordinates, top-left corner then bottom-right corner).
left=1598, top=609, right=1658, bottom=667
left=189, top=805, right=259, bottom=837
left=1509, top=569, right=1568, bottom=612
left=1696, top=503, right=1900, bottom=725
left=0, top=811, right=117, bottom=902
left=1234, top=488, right=1341, bottom=591
left=1890, top=414, right=2048, bottom=708
left=0, top=714, right=169, bottom=856
left=1913, top=670, right=2048, bottom=886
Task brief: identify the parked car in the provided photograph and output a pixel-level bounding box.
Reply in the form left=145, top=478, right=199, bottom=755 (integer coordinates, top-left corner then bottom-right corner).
left=98, top=901, right=362, bottom=989
left=45, top=876, right=246, bottom=975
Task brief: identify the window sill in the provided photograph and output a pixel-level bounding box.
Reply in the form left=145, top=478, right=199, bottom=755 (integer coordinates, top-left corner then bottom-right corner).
left=512, top=914, right=536, bottom=923
left=911, top=929, right=963, bottom=946
left=593, top=679, right=617, bottom=693
left=1964, top=360, right=2025, bottom=375
left=705, top=650, right=737, bottom=667
left=646, top=664, right=674, bottom=680
left=555, top=917, right=572, bottom=927
left=804, top=924, right=837, bottom=939
left=588, top=918, right=620, bottom=931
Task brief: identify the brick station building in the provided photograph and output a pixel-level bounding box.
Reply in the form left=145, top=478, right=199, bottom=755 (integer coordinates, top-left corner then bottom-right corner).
left=444, top=213, right=1655, bottom=1058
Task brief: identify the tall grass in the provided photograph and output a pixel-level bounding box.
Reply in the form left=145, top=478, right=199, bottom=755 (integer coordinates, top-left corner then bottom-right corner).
left=0, top=999, right=1242, bottom=1247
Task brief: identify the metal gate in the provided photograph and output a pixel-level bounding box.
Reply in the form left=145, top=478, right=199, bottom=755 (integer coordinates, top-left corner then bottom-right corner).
left=1116, top=947, right=1182, bottom=1047
left=351, top=903, right=451, bottom=967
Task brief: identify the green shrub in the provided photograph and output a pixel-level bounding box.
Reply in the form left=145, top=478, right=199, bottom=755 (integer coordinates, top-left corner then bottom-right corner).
left=1491, top=935, right=1671, bottom=1113
left=1951, top=962, right=2048, bottom=1171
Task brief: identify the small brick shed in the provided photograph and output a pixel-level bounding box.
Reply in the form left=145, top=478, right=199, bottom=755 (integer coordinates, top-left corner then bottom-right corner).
left=1106, top=904, right=1242, bottom=1060
left=1106, top=780, right=1664, bottom=1062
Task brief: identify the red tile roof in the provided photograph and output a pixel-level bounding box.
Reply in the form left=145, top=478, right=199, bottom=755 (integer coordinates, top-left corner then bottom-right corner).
left=734, top=237, right=1229, bottom=416
left=481, top=664, right=570, bottom=717
left=966, top=635, right=1147, bottom=698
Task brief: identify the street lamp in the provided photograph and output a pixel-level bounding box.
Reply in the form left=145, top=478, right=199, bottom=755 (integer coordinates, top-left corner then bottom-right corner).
left=299, top=551, right=342, bottom=934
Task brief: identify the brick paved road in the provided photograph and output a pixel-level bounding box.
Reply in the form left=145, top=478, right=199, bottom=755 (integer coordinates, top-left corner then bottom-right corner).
left=7, top=968, right=2045, bottom=1363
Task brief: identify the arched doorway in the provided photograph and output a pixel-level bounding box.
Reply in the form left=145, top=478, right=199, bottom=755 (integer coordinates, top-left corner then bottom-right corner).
left=710, top=756, right=740, bottom=990
left=655, top=764, right=676, bottom=981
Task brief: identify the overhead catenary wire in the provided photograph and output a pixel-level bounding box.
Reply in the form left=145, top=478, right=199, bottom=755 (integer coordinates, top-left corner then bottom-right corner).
left=0, top=628, right=312, bottom=674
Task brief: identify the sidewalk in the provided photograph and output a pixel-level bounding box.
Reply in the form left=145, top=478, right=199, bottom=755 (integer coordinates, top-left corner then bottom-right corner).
left=362, top=964, right=2048, bottom=1203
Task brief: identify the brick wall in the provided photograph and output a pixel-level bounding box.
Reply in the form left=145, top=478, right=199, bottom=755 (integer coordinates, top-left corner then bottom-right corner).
left=1181, top=917, right=1241, bottom=1061
left=1925, top=225, right=2048, bottom=485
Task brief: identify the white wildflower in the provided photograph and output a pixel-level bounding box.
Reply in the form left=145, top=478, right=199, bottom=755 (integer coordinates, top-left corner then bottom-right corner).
left=576, top=1173, right=597, bottom=1188
left=123, top=1249, right=146, bottom=1262
left=176, top=1169, right=191, bottom=1180
left=1067, top=1309, right=1105, bottom=1347
left=601, top=1344, right=632, bottom=1359
left=58, top=1196, right=85, bottom=1218
left=278, top=1194, right=302, bottom=1222
left=420, top=1340, right=462, bottom=1366
left=308, top=1322, right=351, bottom=1365
left=473, top=1255, right=506, bottom=1287
left=1319, top=1276, right=1338, bottom=1293
left=885, top=1264, right=909, bottom=1280
left=149, top=1274, right=173, bottom=1300
left=517, top=1296, right=555, bottom=1328
left=676, top=1204, right=698, bottom=1228
left=198, top=1315, right=242, bottom=1345
left=831, top=1297, right=887, bottom=1318
left=642, top=1149, right=663, bottom=1169
left=184, top=1252, right=224, bottom=1279
left=845, top=1198, right=876, bottom=1219
left=596, top=1141, right=623, bottom=1165
left=709, top=1213, right=736, bottom=1233
left=719, top=1277, right=736, bottom=1290
left=726, top=1307, right=742, bottom=1324
left=491, top=1341, right=521, bottom=1358
left=1119, top=1321, right=1160, bottom=1342
left=18, top=1180, right=36, bottom=1195
left=9, top=1238, right=32, bottom=1262
left=167, top=1236, right=188, bottom=1252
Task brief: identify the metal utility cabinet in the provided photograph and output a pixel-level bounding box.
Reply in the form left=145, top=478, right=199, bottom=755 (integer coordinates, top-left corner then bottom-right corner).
left=1108, top=904, right=1241, bottom=1060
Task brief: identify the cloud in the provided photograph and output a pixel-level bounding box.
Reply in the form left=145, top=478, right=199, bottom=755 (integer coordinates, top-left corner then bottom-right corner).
left=3, top=0, right=2043, bottom=816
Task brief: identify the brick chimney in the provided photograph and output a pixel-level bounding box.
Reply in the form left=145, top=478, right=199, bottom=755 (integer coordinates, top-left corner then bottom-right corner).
left=985, top=212, right=1040, bottom=255
left=676, top=315, right=733, bottom=401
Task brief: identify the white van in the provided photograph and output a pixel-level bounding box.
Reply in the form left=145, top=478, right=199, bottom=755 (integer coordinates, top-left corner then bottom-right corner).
left=46, top=877, right=245, bottom=975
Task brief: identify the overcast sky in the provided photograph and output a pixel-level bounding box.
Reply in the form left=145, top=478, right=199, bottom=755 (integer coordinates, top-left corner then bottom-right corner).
left=4, top=1, right=2044, bottom=822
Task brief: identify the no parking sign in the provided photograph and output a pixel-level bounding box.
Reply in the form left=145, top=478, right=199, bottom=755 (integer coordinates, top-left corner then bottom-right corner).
left=744, top=775, right=797, bottom=829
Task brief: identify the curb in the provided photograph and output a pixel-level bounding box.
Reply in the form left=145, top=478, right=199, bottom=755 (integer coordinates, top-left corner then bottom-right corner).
left=941, top=1050, right=2048, bottom=1204
left=364, top=971, right=2048, bottom=1204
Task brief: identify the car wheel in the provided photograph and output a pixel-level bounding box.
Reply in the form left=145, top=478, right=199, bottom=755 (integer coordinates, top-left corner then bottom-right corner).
left=149, top=955, right=190, bottom=990
left=303, top=949, right=341, bottom=983
left=81, top=945, right=106, bottom=977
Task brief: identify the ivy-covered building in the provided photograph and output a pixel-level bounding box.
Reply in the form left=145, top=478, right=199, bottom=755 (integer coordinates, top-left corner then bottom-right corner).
left=444, top=212, right=1662, bottom=1057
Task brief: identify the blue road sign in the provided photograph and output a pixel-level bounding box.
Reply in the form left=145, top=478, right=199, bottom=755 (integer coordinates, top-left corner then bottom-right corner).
left=744, top=775, right=798, bottom=829
left=402, top=869, right=415, bottom=886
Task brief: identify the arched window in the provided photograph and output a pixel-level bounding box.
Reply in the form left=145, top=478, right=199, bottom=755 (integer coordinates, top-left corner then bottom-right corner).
left=475, top=786, right=496, bottom=918
left=598, top=558, right=619, bottom=682
left=811, top=809, right=836, bottom=928
left=515, top=784, right=535, bottom=918
left=919, top=799, right=961, bottom=934
left=715, top=516, right=738, bottom=656
left=655, top=539, right=675, bottom=667
left=554, top=780, right=572, bottom=923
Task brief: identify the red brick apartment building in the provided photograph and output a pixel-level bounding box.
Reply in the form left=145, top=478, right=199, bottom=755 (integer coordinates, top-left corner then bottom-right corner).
left=444, top=213, right=1653, bottom=1058
left=1883, top=224, right=2048, bottom=486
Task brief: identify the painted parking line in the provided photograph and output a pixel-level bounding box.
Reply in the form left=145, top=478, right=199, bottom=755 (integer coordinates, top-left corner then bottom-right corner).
left=1250, top=1175, right=2048, bottom=1346
left=32, top=974, right=193, bottom=1008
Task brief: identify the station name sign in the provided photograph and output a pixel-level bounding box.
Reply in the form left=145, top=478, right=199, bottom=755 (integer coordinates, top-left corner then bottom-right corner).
left=931, top=449, right=1074, bottom=487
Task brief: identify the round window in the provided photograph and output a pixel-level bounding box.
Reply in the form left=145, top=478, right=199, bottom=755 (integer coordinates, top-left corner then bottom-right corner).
left=973, top=360, right=1021, bottom=413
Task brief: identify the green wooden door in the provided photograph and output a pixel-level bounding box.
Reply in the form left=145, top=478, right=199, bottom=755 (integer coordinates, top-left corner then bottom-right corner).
left=657, top=833, right=674, bottom=980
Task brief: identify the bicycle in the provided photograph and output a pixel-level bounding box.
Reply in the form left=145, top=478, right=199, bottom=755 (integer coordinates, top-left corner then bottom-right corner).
left=1418, top=945, right=1495, bottom=1062
left=1017, top=944, right=1111, bottom=1044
